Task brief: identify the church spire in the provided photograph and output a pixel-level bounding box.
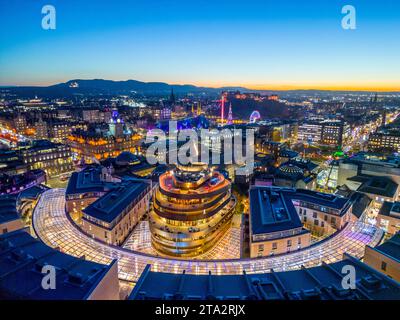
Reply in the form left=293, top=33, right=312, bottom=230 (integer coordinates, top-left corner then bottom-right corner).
left=169, top=88, right=176, bottom=105
left=227, top=103, right=233, bottom=125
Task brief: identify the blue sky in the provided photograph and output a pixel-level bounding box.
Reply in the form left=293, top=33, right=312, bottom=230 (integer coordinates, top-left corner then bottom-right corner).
left=0, top=0, right=399, bottom=90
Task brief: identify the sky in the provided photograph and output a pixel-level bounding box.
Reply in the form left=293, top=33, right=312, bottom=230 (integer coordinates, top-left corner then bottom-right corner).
left=0, top=0, right=399, bottom=91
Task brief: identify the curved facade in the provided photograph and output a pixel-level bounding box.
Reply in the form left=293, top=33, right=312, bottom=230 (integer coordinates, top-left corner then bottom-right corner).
left=149, top=163, right=236, bottom=257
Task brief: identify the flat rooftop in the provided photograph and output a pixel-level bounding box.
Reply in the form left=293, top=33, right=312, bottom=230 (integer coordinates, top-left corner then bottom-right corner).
left=0, top=195, right=19, bottom=224
left=250, top=187, right=352, bottom=236
left=372, top=232, right=400, bottom=263
left=349, top=175, right=398, bottom=198
left=249, top=187, right=303, bottom=235
left=83, top=180, right=150, bottom=223
left=130, top=255, right=400, bottom=300
left=66, top=167, right=117, bottom=196
left=0, top=230, right=116, bottom=300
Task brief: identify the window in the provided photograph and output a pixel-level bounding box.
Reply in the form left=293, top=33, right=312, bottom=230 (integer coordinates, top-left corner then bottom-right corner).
left=314, top=219, right=319, bottom=226
left=381, top=261, right=387, bottom=271
left=287, top=240, right=292, bottom=247
left=272, top=242, right=277, bottom=250
left=331, top=217, right=336, bottom=224
left=313, top=212, right=317, bottom=218
left=324, top=215, right=328, bottom=221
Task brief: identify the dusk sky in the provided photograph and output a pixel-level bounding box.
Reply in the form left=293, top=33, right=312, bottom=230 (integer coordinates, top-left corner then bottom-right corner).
left=1, top=0, right=399, bottom=90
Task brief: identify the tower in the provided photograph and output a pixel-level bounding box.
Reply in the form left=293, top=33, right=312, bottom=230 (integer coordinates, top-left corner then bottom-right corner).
left=227, top=103, right=233, bottom=125
left=169, top=88, right=176, bottom=105
left=382, top=108, right=387, bottom=127
left=197, top=101, right=201, bottom=116
left=220, top=94, right=225, bottom=125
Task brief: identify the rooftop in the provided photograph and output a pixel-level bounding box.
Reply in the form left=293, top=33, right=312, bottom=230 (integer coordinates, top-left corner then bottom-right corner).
left=371, top=232, right=400, bottom=263
left=130, top=254, right=400, bottom=300
left=250, top=187, right=354, bottom=236
left=349, top=175, right=398, bottom=198
left=378, top=201, right=400, bottom=219
left=83, top=180, right=150, bottom=224
left=66, top=166, right=117, bottom=196
left=0, top=195, right=20, bottom=224
left=249, top=187, right=303, bottom=235
left=0, top=230, right=116, bottom=300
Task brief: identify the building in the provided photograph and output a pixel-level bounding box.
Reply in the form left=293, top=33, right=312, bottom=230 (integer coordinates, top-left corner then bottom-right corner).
left=369, top=131, right=400, bottom=152
left=0, top=169, right=46, bottom=195
left=67, top=127, right=141, bottom=163
left=368, top=117, right=400, bottom=152
left=82, top=179, right=152, bottom=246
left=345, top=175, right=399, bottom=208
left=20, top=140, right=73, bottom=177
left=0, top=230, right=119, bottom=300
left=82, top=109, right=101, bottom=123
left=35, top=116, right=49, bottom=140
left=364, top=232, right=400, bottom=282
left=0, top=150, right=28, bottom=175
left=49, top=121, right=72, bottom=143
left=297, top=121, right=322, bottom=144
left=337, top=154, right=400, bottom=186
left=13, top=114, right=27, bottom=135
left=249, top=186, right=361, bottom=257
left=375, top=201, right=400, bottom=235
left=0, top=195, right=25, bottom=235
left=160, top=107, right=172, bottom=120
left=320, top=121, right=345, bottom=146
left=65, top=166, right=120, bottom=221
left=297, top=120, right=345, bottom=146
left=130, top=254, right=400, bottom=300
left=274, top=158, right=318, bottom=189
left=249, top=186, right=311, bottom=257
left=149, top=163, right=236, bottom=257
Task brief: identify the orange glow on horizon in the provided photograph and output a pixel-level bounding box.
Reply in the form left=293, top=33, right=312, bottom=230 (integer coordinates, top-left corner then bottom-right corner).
left=6, top=78, right=400, bottom=92
left=190, top=81, right=400, bottom=92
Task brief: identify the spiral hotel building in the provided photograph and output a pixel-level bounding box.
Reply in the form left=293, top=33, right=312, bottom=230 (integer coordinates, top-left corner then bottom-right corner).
left=149, top=163, right=236, bottom=257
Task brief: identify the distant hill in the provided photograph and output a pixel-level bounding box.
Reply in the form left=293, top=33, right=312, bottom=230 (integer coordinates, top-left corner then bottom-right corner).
left=2, top=79, right=397, bottom=99
left=1, top=79, right=249, bottom=98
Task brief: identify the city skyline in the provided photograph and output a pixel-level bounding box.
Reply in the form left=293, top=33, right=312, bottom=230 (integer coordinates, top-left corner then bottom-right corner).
left=1, top=0, right=400, bottom=91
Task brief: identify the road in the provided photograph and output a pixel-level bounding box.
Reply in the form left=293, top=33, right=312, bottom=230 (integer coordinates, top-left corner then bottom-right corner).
left=33, top=188, right=384, bottom=283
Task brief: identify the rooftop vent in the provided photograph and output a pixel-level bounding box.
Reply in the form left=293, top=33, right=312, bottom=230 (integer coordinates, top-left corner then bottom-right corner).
left=360, top=275, right=382, bottom=291
left=68, top=272, right=86, bottom=285
left=270, top=191, right=279, bottom=201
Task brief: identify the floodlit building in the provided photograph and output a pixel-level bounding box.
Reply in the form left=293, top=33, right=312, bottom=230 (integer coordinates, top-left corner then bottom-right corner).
left=68, top=128, right=141, bottom=163
left=149, top=163, right=236, bottom=257
left=20, top=140, right=73, bottom=177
